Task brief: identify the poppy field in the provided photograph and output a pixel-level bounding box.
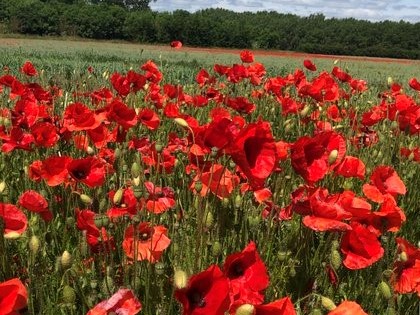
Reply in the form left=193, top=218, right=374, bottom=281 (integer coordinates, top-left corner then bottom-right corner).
left=0, top=38, right=420, bottom=315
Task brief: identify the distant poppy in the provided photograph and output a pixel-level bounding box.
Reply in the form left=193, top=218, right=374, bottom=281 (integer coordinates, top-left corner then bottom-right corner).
left=408, top=78, right=420, bottom=91
left=328, top=300, right=367, bottom=315
left=224, top=241, right=269, bottom=306
left=18, top=190, right=53, bottom=222
left=240, top=50, right=255, bottom=63
left=303, top=59, right=317, bottom=71
left=170, top=40, right=183, bottom=49
left=0, top=278, right=28, bottom=314
left=175, top=265, right=231, bottom=315
left=141, top=60, right=163, bottom=83
left=87, top=288, right=142, bottom=315
left=340, top=222, right=384, bottom=270
left=122, top=222, right=171, bottom=263
left=0, top=203, right=27, bottom=237
left=20, top=61, right=37, bottom=76
left=225, top=96, right=256, bottom=115
left=331, top=66, right=352, bottom=82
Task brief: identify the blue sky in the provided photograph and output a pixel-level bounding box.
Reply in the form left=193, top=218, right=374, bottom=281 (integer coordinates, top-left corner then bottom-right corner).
left=150, top=0, right=420, bottom=22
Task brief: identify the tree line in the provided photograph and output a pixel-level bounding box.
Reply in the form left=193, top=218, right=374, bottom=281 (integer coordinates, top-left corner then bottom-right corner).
left=1, top=0, right=419, bottom=59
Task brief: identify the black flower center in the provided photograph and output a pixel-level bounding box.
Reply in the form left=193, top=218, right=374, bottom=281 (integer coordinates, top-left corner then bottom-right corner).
left=188, top=291, right=206, bottom=308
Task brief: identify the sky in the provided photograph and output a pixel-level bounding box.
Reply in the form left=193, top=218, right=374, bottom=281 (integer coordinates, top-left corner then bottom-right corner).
left=150, top=0, right=420, bottom=23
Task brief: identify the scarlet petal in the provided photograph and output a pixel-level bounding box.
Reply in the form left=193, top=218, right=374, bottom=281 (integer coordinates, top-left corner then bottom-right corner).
left=328, top=300, right=368, bottom=315
left=303, top=216, right=351, bottom=232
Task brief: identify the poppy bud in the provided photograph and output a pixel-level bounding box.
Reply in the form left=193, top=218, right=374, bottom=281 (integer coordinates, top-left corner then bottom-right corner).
left=234, top=195, right=242, bottom=208
left=113, top=188, right=124, bottom=205
left=86, top=146, right=95, bottom=155
left=235, top=304, right=255, bottom=315
left=174, top=117, right=189, bottom=128
left=80, top=194, right=93, bottom=205
left=62, top=285, right=76, bottom=304
left=29, top=235, right=41, bottom=255
left=61, top=250, right=73, bottom=270
left=330, top=249, right=342, bottom=270
left=0, top=181, right=6, bottom=194
left=131, top=162, right=141, bottom=178
left=114, top=148, right=121, bottom=158
left=328, top=149, right=339, bottom=164
left=133, top=176, right=141, bottom=187
left=174, top=269, right=188, bottom=289
left=321, top=296, right=336, bottom=311
left=212, top=241, right=222, bottom=257
left=300, top=105, right=311, bottom=117
left=399, top=251, right=408, bottom=262
left=204, top=211, right=214, bottom=228
left=155, top=144, right=163, bottom=153
left=387, top=76, right=393, bottom=86
left=377, top=281, right=392, bottom=300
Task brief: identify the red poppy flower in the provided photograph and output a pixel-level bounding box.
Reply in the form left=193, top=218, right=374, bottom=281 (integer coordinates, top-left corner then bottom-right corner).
left=106, top=99, right=137, bottom=130
left=303, top=59, right=317, bottom=71
left=409, top=78, right=420, bottom=91
left=298, top=72, right=339, bottom=102
left=87, top=124, right=114, bottom=148
left=255, top=296, right=296, bottom=315
left=333, top=156, right=365, bottom=180
left=20, top=61, right=37, bottom=76
left=142, top=181, right=176, bottom=214
left=227, top=120, right=277, bottom=190
left=0, top=127, right=34, bottom=153
left=18, top=190, right=52, bottom=222
left=191, top=164, right=239, bottom=199
left=34, top=155, right=71, bottom=186
left=0, top=203, right=27, bottom=237
left=327, top=301, right=367, bottom=315
left=337, top=190, right=371, bottom=220
left=340, top=222, right=384, bottom=270
left=225, top=96, right=256, bottom=115
left=240, top=50, right=255, bottom=63
left=31, top=122, right=59, bottom=148
left=291, top=131, right=346, bottom=183
left=224, top=241, right=269, bottom=306
left=138, top=108, right=160, bottom=130
left=76, top=209, right=115, bottom=253
left=122, top=222, right=171, bottom=263
left=87, top=288, right=142, bottom=315
left=141, top=60, right=163, bottom=83
left=331, top=66, right=352, bottom=82
left=142, top=143, right=176, bottom=174
left=107, top=188, right=138, bottom=219
left=62, top=102, right=103, bottom=132
left=391, top=237, right=420, bottom=296
left=170, top=40, right=183, bottom=49
left=0, top=278, right=28, bottom=315
left=67, top=157, right=106, bottom=188
left=175, top=265, right=231, bottom=315
left=362, top=165, right=406, bottom=203
left=302, top=188, right=352, bottom=232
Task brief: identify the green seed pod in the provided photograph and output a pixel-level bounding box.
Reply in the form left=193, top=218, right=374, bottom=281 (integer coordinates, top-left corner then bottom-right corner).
left=62, top=285, right=76, bottom=304
left=330, top=249, right=342, bottom=270
left=114, top=148, right=121, bottom=159
left=378, top=281, right=392, bottom=300
left=94, top=215, right=109, bottom=229
left=133, top=187, right=142, bottom=199
left=221, top=198, right=230, bottom=208
left=155, top=262, right=165, bottom=275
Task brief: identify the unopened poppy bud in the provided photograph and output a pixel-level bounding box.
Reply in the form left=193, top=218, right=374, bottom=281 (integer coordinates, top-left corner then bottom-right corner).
left=321, top=296, right=336, bottom=311
left=29, top=235, right=40, bottom=255
left=333, top=59, right=339, bottom=65
left=80, top=194, right=93, bottom=205
left=387, top=76, right=393, bottom=86
left=86, top=146, right=95, bottom=155
left=328, top=149, right=339, bottom=164
left=330, top=249, right=342, bottom=270
left=174, top=117, right=189, bottom=128
left=62, top=285, right=76, bottom=304
left=113, top=188, right=124, bottom=205
left=212, top=241, right=222, bottom=257
left=235, top=304, right=255, bottom=315
left=133, top=176, right=141, bottom=187
left=131, top=162, right=141, bottom=178
left=234, top=195, right=242, bottom=209
left=174, top=269, right=188, bottom=289
left=204, top=211, right=214, bottom=228
left=299, top=105, right=311, bottom=117
left=0, top=181, right=6, bottom=194
left=378, top=281, right=392, bottom=300
left=399, top=251, right=408, bottom=262
left=61, top=250, right=73, bottom=270
left=155, top=144, right=163, bottom=153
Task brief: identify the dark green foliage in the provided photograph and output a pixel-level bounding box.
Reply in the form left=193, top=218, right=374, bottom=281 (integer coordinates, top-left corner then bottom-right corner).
left=2, top=1, right=420, bottom=59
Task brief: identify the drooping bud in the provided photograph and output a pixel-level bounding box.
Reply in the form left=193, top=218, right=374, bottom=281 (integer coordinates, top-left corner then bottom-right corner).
left=62, top=285, right=76, bottom=304
left=80, top=194, right=93, bottom=205
left=174, top=117, right=189, bottom=128
left=377, top=281, right=392, bottom=300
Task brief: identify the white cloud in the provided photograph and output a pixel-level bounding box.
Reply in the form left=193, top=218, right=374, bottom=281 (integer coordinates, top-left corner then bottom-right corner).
left=150, top=0, right=420, bottom=22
